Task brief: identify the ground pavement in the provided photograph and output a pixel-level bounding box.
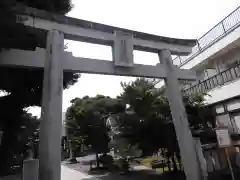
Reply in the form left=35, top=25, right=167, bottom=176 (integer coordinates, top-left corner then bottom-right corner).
left=2, top=154, right=213, bottom=180
left=0, top=165, right=98, bottom=180
left=61, top=165, right=99, bottom=180
left=63, top=156, right=165, bottom=180
left=0, top=154, right=151, bottom=180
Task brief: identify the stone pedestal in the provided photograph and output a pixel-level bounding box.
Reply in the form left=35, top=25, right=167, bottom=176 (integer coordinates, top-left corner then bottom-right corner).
left=159, top=50, right=201, bottom=180
left=22, top=159, right=39, bottom=180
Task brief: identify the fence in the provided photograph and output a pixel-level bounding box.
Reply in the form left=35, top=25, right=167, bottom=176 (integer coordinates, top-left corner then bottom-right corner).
left=173, top=6, right=240, bottom=66
left=183, top=63, right=240, bottom=96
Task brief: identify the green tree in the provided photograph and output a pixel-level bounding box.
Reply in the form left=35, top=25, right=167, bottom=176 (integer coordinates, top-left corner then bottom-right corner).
left=0, top=0, right=79, bottom=174
left=119, top=78, right=214, bottom=171
left=66, top=95, right=125, bottom=167
left=120, top=78, right=160, bottom=118
left=119, top=79, right=167, bottom=155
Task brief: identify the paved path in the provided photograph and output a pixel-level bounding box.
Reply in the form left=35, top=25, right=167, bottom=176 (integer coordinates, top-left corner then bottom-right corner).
left=0, top=175, right=20, bottom=180
left=61, top=165, right=99, bottom=180
left=0, top=165, right=98, bottom=180
left=0, top=155, right=152, bottom=180
left=63, top=158, right=153, bottom=180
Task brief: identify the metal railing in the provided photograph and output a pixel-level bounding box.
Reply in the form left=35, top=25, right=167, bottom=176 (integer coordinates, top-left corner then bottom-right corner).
left=183, top=63, right=240, bottom=96
left=173, top=6, right=240, bottom=66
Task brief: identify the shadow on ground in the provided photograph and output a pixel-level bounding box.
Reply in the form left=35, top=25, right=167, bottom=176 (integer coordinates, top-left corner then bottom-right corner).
left=0, top=175, right=20, bottom=180
left=82, top=169, right=240, bottom=180
left=82, top=170, right=186, bottom=180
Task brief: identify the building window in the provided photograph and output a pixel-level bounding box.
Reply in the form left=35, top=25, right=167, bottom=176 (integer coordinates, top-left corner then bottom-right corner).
left=216, top=114, right=234, bottom=132
left=227, top=100, right=240, bottom=112
left=230, top=113, right=240, bottom=134
left=216, top=105, right=225, bottom=114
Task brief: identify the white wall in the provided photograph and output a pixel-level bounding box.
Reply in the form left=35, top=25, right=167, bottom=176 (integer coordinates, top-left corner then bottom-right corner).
left=205, top=78, right=240, bottom=104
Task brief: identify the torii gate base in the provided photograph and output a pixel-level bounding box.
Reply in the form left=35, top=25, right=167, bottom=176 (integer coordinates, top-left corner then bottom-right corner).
left=37, top=31, right=201, bottom=180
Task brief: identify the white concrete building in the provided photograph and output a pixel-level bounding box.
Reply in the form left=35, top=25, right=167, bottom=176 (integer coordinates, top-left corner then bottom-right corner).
left=166, top=6, right=240, bottom=172
left=172, top=6, right=240, bottom=135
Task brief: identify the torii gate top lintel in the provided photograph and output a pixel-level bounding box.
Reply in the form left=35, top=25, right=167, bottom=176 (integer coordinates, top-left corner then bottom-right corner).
left=14, top=5, right=196, bottom=55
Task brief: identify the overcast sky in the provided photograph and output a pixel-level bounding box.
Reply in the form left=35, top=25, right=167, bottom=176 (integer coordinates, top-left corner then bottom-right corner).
left=29, top=0, right=240, bottom=117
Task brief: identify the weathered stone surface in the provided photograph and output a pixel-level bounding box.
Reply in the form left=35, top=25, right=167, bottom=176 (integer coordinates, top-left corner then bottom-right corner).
left=113, top=31, right=133, bottom=67
left=159, top=49, right=201, bottom=180
left=39, top=30, right=64, bottom=180
left=23, top=159, right=39, bottom=180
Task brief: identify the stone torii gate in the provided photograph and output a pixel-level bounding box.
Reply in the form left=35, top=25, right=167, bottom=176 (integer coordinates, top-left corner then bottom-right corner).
left=1, top=6, right=202, bottom=180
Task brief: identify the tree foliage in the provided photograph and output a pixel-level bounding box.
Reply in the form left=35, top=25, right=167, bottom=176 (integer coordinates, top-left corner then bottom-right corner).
left=67, top=78, right=215, bottom=172
left=0, top=0, right=79, bottom=175
left=66, top=95, right=125, bottom=165
left=119, top=78, right=215, bottom=171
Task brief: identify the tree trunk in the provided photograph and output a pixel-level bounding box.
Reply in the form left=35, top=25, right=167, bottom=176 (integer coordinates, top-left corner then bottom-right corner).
left=176, top=151, right=182, bottom=170
left=96, top=153, right=99, bottom=168
left=171, top=156, right=178, bottom=172
left=167, top=157, right=171, bottom=172
left=0, top=125, right=17, bottom=175
left=0, top=96, right=25, bottom=175
left=68, top=141, right=77, bottom=163
left=69, top=141, right=73, bottom=159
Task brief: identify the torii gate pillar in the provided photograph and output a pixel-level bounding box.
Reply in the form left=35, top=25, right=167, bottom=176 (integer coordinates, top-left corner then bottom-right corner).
left=39, top=30, right=64, bottom=180
left=159, top=50, right=201, bottom=180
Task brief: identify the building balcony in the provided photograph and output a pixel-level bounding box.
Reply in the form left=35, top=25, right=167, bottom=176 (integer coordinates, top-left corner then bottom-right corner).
left=173, top=6, right=240, bottom=68
left=183, top=63, right=240, bottom=97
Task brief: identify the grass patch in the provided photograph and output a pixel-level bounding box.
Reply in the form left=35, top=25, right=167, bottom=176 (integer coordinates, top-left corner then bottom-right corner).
left=139, top=156, right=169, bottom=172
left=140, top=156, right=164, bottom=164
